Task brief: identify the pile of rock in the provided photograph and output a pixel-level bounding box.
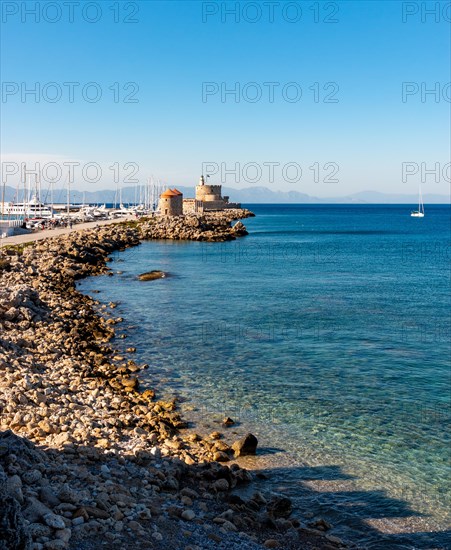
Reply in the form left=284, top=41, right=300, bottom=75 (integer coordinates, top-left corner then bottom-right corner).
left=138, top=210, right=254, bottom=242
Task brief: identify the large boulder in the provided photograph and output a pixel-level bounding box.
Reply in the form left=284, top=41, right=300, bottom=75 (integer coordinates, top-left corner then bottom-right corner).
left=267, top=496, right=292, bottom=519
left=138, top=270, right=166, bottom=281
left=231, top=433, right=258, bottom=457
left=231, top=221, right=248, bottom=236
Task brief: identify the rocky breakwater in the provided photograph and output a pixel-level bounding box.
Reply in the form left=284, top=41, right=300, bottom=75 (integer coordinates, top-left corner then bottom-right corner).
left=0, top=214, right=347, bottom=549
left=137, top=209, right=254, bottom=242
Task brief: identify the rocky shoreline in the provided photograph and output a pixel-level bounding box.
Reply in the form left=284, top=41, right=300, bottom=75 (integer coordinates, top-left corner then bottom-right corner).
left=0, top=211, right=348, bottom=550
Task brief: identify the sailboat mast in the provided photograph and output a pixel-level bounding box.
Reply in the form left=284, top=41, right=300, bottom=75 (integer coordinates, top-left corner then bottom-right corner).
left=38, top=174, right=41, bottom=217
left=27, top=173, right=30, bottom=218
left=1, top=180, right=5, bottom=217
left=67, top=170, right=70, bottom=218
left=24, top=171, right=28, bottom=216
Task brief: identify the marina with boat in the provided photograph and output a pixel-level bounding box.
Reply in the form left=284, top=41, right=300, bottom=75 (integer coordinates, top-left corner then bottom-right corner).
left=1, top=173, right=243, bottom=238
left=0, top=175, right=165, bottom=237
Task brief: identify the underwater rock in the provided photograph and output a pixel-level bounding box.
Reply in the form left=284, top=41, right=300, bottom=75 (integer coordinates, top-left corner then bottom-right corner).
left=138, top=270, right=166, bottom=281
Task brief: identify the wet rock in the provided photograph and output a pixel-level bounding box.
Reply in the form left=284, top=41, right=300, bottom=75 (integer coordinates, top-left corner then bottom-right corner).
left=326, top=534, right=343, bottom=544
left=213, top=440, right=230, bottom=452
left=267, top=497, right=292, bottom=519
left=309, top=517, right=332, bottom=531
left=231, top=433, right=258, bottom=456
left=120, top=376, right=139, bottom=390
left=264, top=539, right=281, bottom=548
left=141, top=389, right=155, bottom=400
left=231, top=221, right=248, bottom=236
left=138, top=270, right=166, bottom=281
left=213, top=451, right=230, bottom=462
left=251, top=491, right=267, bottom=506
left=213, top=478, right=230, bottom=491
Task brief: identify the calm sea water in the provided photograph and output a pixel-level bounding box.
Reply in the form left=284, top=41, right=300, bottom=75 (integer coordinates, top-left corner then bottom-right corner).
left=79, top=205, right=451, bottom=548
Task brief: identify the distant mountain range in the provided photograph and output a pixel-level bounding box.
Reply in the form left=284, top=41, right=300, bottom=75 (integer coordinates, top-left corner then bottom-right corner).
left=1, top=185, right=449, bottom=204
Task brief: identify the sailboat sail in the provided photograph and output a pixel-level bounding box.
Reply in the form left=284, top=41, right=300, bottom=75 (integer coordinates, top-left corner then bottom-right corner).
left=411, top=187, right=425, bottom=217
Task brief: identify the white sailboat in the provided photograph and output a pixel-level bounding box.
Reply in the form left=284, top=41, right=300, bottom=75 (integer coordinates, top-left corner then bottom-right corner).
left=411, top=187, right=425, bottom=218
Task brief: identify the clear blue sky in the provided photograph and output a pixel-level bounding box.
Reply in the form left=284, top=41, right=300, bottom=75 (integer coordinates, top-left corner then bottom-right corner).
left=1, top=0, right=450, bottom=197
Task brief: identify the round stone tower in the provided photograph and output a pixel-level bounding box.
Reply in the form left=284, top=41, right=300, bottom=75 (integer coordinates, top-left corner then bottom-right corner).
left=159, top=189, right=183, bottom=216
left=195, top=175, right=222, bottom=202
left=170, top=188, right=183, bottom=213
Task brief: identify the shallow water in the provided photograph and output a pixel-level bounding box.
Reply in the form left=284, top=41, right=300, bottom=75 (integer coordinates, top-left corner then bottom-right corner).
left=79, top=204, right=451, bottom=548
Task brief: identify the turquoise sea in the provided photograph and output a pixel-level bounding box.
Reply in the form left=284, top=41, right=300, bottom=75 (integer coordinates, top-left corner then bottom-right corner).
left=79, top=205, right=451, bottom=549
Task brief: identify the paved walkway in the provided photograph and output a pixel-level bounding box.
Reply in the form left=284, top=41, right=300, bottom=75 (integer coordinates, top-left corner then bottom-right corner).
left=0, top=215, right=135, bottom=248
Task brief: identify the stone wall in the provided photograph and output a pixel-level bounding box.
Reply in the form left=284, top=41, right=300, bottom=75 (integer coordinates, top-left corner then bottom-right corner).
left=183, top=199, right=204, bottom=214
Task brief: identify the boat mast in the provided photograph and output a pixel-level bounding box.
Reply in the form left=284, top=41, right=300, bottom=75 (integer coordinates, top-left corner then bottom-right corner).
left=38, top=173, right=42, bottom=218
left=23, top=169, right=28, bottom=216
left=27, top=173, right=31, bottom=218
left=1, top=180, right=5, bottom=216
left=67, top=170, right=70, bottom=219
left=51, top=180, right=54, bottom=218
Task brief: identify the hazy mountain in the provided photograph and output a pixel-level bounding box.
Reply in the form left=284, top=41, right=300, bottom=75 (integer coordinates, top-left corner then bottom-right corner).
left=339, top=190, right=450, bottom=204
left=1, top=185, right=449, bottom=204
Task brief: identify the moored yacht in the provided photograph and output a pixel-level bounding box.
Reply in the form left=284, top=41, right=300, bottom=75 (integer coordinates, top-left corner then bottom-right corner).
left=0, top=195, right=53, bottom=219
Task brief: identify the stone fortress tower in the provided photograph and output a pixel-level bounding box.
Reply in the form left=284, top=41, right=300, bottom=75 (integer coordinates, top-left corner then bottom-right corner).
left=159, top=177, right=241, bottom=216
left=195, top=175, right=223, bottom=205
left=159, top=188, right=183, bottom=216
left=192, top=175, right=240, bottom=212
